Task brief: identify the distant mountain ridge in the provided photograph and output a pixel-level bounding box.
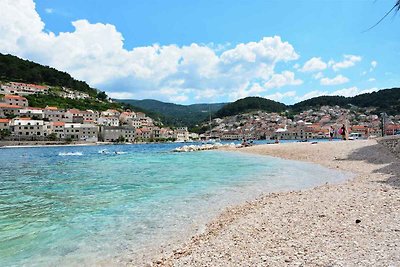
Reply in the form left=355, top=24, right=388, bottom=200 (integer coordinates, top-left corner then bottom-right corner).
left=292, top=88, right=400, bottom=115
left=118, top=87, right=400, bottom=127
left=214, top=96, right=287, bottom=118
left=118, top=99, right=226, bottom=127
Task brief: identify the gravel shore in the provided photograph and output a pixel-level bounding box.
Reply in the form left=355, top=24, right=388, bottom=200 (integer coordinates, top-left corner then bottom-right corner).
left=151, top=140, right=400, bottom=266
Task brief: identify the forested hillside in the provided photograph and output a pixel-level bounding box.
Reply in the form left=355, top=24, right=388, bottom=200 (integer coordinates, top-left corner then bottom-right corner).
left=118, top=99, right=226, bottom=127
left=214, top=97, right=287, bottom=118
left=0, top=53, right=96, bottom=96
left=292, top=88, right=400, bottom=115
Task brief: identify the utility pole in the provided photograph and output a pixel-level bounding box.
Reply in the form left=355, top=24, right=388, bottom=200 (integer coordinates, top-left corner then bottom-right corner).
left=381, top=112, right=387, bottom=137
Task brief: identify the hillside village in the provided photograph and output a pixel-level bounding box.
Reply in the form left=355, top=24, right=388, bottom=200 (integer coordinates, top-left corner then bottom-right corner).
left=0, top=81, right=195, bottom=143
left=205, top=105, right=400, bottom=141
left=1, top=81, right=400, bottom=144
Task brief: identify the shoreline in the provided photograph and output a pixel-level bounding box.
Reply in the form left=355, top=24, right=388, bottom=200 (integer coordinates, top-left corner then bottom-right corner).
left=150, top=140, right=400, bottom=266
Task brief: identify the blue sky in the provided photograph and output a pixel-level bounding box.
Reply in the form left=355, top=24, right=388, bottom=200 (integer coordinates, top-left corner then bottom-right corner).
left=1, top=0, right=399, bottom=104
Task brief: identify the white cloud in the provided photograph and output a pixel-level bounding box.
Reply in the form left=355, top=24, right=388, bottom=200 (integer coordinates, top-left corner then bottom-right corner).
left=45, top=8, right=53, bottom=14
left=265, top=91, right=296, bottom=101
left=295, top=90, right=328, bottom=102
left=107, top=92, right=136, bottom=99
left=312, top=72, right=324, bottom=80
left=264, top=71, right=303, bottom=89
left=331, top=55, right=362, bottom=71
left=330, top=87, right=377, bottom=97
left=194, top=88, right=219, bottom=101
left=227, top=82, right=272, bottom=101
left=299, top=57, right=327, bottom=72
left=368, top=78, right=376, bottom=82
left=370, top=60, right=377, bottom=72
left=0, top=0, right=301, bottom=103
left=320, top=74, right=349, bottom=86
left=294, top=86, right=379, bottom=102
left=169, top=95, right=189, bottom=103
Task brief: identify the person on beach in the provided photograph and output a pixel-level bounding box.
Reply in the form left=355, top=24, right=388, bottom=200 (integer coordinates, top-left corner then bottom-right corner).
left=329, top=126, right=335, bottom=141
left=340, top=124, right=347, bottom=140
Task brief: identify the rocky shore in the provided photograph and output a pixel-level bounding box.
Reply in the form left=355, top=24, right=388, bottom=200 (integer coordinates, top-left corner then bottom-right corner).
left=150, top=140, right=400, bottom=266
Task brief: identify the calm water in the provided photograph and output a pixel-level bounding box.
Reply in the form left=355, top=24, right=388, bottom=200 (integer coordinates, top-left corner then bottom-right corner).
left=0, top=143, right=349, bottom=266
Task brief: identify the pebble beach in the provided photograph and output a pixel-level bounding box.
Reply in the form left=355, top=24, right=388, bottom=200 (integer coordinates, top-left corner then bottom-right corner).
left=151, top=140, right=400, bottom=266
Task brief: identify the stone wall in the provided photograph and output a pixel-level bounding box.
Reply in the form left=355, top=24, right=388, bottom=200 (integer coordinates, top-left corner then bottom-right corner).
left=378, top=136, right=400, bottom=158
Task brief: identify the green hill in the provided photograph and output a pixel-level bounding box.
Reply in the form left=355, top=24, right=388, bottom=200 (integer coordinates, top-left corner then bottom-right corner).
left=0, top=53, right=160, bottom=118
left=0, top=53, right=97, bottom=96
left=292, top=88, right=400, bottom=115
left=118, top=99, right=226, bottom=127
left=214, top=96, right=287, bottom=118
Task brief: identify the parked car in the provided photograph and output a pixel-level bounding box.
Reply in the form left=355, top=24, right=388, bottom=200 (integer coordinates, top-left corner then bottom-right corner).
left=348, top=132, right=363, bottom=140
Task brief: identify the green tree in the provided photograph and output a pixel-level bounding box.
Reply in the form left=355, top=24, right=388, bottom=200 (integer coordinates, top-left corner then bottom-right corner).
left=0, top=129, right=11, bottom=139
left=47, top=133, right=58, bottom=141
left=97, top=91, right=108, bottom=101
left=116, top=136, right=126, bottom=143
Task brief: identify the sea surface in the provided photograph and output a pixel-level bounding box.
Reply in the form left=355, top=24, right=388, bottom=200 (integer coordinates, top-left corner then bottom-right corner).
left=0, top=143, right=349, bottom=266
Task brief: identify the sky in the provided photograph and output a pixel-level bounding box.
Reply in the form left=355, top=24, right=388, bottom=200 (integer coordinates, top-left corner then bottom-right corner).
left=0, top=0, right=399, bottom=104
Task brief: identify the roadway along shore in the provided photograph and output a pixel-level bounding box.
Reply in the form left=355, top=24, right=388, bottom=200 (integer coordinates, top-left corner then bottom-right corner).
left=151, top=140, right=400, bottom=266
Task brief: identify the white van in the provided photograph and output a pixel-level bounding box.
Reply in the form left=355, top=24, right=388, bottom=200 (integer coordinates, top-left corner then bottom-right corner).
left=348, top=132, right=363, bottom=140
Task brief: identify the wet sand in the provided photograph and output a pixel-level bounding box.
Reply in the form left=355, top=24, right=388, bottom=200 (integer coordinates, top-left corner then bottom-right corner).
left=151, top=140, right=400, bottom=266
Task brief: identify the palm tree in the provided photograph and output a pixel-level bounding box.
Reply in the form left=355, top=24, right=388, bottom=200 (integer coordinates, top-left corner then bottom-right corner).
left=367, top=0, right=400, bottom=30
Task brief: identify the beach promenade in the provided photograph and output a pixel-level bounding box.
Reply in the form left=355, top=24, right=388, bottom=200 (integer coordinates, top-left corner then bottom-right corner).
left=152, top=140, right=400, bottom=266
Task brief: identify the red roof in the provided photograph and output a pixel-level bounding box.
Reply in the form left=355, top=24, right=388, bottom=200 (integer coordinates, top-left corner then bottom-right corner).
left=0, top=103, right=21, bottom=108
left=352, top=125, right=368, bottom=131
left=4, top=95, right=27, bottom=100
left=10, top=82, right=48, bottom=90
left=52, top=121, right=65, bottom=126
left=387, top=124, right=400, bottom=130
left=0, top=118, right=10, bottom=123
left=67, top=109, right=81, bottom=113
left=22, top=107, right=43, bottom=110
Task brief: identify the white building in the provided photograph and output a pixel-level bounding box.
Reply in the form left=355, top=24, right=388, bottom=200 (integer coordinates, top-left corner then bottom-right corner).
left=64, top=123, right=98, bottom=142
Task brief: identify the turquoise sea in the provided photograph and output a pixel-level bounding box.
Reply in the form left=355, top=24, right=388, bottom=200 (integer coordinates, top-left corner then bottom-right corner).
left=0, top=143, right=349, bottom=266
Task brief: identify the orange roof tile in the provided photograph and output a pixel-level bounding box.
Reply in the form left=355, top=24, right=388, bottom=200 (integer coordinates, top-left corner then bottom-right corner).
left=67, top=109, right=81, bottom=113
left=23, top=107, right=43, bottom=110
left=4, top=95, right=27, bottom=100
left=0, top=103, right=21, bottom=108
left=52, top=121, right=65, bottom=126
left=0, top=118, right=10, bottom=123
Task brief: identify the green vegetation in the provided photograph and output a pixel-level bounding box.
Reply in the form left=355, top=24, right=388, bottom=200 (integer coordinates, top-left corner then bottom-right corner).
left=0, top=53, right=97, bottom=96
left=292, top=96, right=349, bottom=112
left=118, top=99, right=226, bottom=127
left=115, top=136, right=126, bottom=143
left=26, top=93, right=122, bottom=111
left=0, top=129, right=11, bottom=139
left=47, top=133, right=58, bottom=141
left=214, top=97, right=287, bottom=118
left=292, top=88, right=400, bottom=115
